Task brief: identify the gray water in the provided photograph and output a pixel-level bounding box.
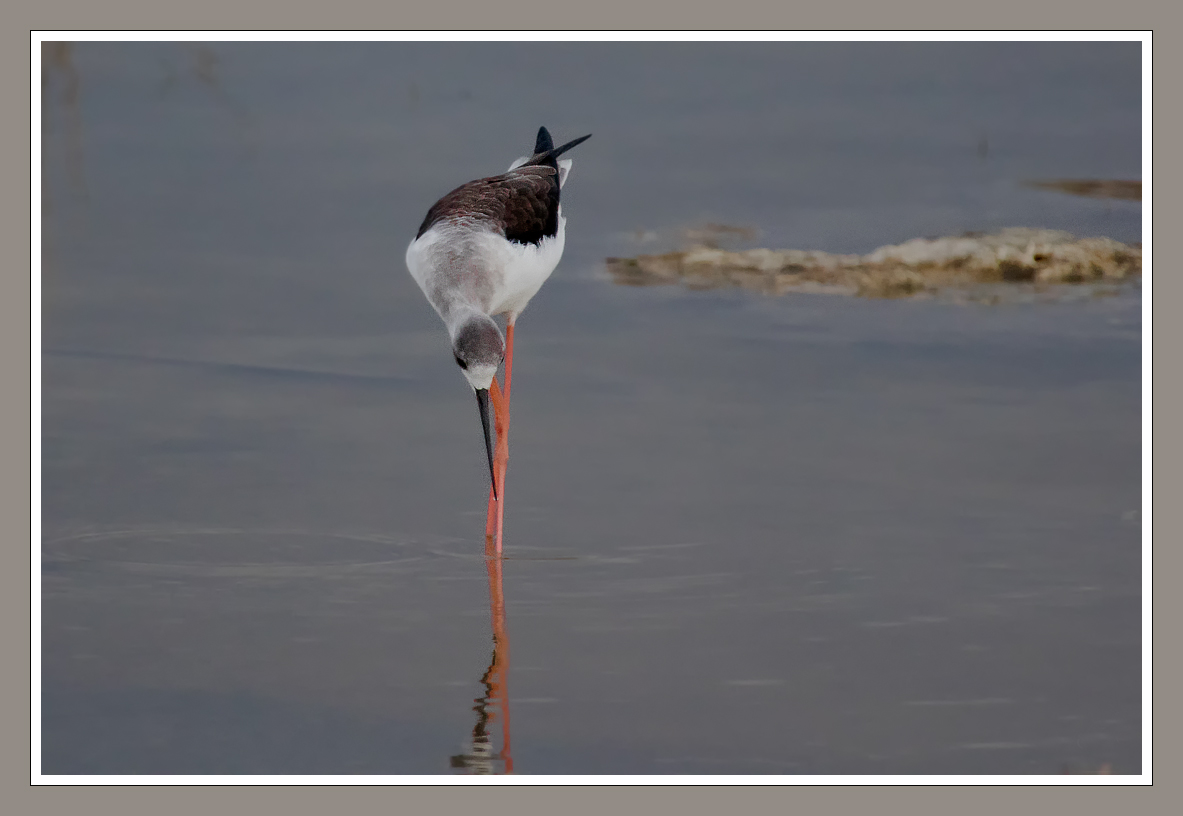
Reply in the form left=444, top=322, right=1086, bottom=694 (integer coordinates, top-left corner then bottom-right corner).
left=41, top=41, right=1141, bottom=775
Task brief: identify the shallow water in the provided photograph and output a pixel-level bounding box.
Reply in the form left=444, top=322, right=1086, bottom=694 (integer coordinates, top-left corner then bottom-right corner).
left=41, top=41, right=1141, bottom=775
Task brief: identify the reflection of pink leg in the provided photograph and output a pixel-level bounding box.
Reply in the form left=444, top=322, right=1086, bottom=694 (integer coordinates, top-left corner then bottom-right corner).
left=485, top=551, right=513, bottom=773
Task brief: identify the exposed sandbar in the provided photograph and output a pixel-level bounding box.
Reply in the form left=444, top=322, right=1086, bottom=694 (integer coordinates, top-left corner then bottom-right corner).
left=605, top=228, right=1141, bottom=301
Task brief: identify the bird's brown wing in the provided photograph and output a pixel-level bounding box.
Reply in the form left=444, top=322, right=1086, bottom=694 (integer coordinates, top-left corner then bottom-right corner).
left=415, top=165, right=561, bottom=246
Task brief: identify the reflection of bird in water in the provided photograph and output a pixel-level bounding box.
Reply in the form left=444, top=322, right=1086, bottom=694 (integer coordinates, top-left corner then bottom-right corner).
left=449, top=646, right=511, bottom=774
left=406, top=127, right=591, bottom=554
left=450, top=547, right=513, bottom=773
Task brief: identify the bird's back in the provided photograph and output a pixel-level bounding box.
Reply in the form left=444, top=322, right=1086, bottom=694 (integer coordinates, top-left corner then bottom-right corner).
left=415, top=164, right=563, bottom=247
left=410, top=170, right=570, bottom=323
left=407, top=127, right=589, bottom=323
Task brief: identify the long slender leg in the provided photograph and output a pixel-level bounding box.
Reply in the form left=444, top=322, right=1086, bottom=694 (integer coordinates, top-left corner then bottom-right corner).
left=503, top=321, right=515, bottom=402
left=484, top=484, right=498, bottom=544
left=483, top=322, right=516, bottom=554
left=484, top=378, right=505, bottom=545
left=493, top=321, right=516, bottom=551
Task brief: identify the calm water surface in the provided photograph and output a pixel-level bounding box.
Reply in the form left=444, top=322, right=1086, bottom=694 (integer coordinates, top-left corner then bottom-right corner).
left=41, top=42, right=1141, bottom=775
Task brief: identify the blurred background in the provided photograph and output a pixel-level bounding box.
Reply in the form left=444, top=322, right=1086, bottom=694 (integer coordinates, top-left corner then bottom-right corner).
left=41, top=41, right=1141, bottom=775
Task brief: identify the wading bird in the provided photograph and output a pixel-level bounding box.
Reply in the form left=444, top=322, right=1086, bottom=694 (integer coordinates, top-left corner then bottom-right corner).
left=406, top=127, right=591, bottom=553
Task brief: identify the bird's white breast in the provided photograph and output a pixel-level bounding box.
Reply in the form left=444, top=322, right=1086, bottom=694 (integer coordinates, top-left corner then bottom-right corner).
left=407, top=156, right=574, bottom=329
left=487, top=209, right=566, bottom=319
left=405, top=211, right=566, bottom=326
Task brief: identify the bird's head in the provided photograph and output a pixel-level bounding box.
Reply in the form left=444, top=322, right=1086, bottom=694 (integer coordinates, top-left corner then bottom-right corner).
left=451, top=314, right=505, bottom=391
left=451, top=313, right=505, bottom=498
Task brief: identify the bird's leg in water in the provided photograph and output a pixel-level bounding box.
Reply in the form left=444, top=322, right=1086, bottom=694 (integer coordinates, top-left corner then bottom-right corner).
left=484, top=379, right=501, bottom=545
left=484, top=378, right=509, bottom=552
left=483, top=324, right=515, bottom=554
left=495, top=324, right=515, bottom=548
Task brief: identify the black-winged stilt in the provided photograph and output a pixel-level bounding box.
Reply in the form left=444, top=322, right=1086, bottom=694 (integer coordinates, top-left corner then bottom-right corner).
left=406, top=126, right=591, bottom=553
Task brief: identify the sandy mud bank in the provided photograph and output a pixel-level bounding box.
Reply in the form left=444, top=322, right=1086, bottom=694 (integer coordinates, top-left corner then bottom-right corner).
left=606, top=228, right=1141, bottom=301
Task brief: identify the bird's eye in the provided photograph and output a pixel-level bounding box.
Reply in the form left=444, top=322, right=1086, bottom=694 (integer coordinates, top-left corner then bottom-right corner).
left=455, top=356, right=468, bottom=370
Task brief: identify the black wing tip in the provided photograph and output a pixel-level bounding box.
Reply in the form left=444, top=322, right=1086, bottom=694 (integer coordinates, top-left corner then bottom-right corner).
left=553, top=133, right=592, bottom=158
left=525, top=129, right=592, bottom=169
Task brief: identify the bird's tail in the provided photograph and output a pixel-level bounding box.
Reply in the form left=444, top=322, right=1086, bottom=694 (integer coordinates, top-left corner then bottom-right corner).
left=534, top=127, right=555, bottom=155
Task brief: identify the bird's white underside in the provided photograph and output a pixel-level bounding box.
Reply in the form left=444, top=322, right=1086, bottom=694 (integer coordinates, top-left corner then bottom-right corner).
left=405, top=158, right=575, bottom=356
left=406, top=213, right=565, bottom=325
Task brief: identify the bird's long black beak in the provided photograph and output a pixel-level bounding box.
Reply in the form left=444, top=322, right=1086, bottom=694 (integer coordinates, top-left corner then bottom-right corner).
left=475, top=388, right=497, bottom=500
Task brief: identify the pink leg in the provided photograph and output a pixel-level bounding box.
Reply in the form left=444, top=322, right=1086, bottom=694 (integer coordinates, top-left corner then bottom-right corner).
left=484, top=378, right=505, bottom=547
left=484, top=321, right=516, bottom=555
left=503, top=322, right=515, bottom=402
left=494, top=322, right=515, bottom=552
